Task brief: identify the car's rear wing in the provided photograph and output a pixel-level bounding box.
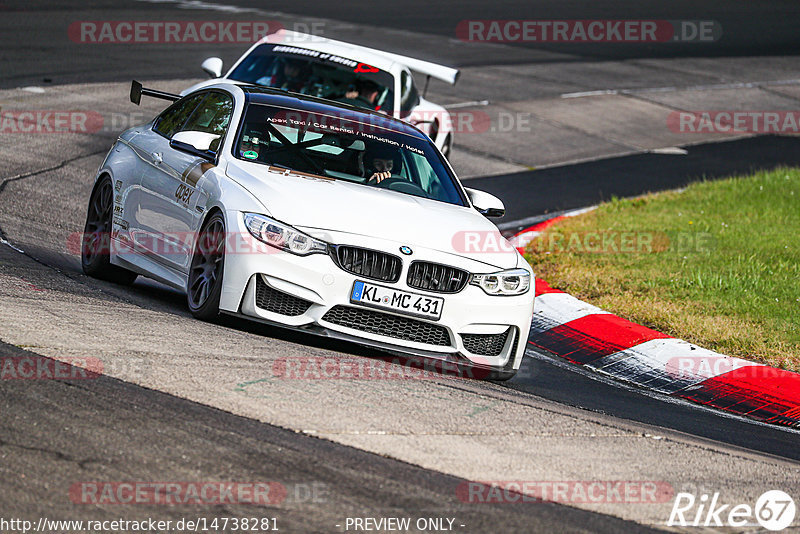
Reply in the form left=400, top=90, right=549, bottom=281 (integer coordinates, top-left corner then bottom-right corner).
left=381, top=51, right=460, bottom=85
left=264, top=30, right=460, bottom=85
left=129, top=80, right=180, bottom=105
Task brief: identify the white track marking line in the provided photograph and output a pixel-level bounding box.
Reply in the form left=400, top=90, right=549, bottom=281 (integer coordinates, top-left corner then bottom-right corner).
left=444, top=100, right=490, bottom=109
left=562, top=78, right=800, bottom=99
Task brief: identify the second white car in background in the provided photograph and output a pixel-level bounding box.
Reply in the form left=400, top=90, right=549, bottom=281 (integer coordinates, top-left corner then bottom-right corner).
left=183, top=29, right=460, bottom=157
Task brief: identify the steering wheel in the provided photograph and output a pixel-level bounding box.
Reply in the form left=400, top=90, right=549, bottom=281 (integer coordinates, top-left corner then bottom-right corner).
left=372, top=177, right=428, bottom=197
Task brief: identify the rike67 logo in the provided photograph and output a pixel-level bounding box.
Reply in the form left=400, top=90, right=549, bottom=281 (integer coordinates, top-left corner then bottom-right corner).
left=668, top=490, right=796, bottom=530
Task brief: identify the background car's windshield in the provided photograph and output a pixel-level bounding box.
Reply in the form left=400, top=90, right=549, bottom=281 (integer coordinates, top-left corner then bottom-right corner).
left=234, top=103, right=466, bottom=206
left=228, top=44, right=395, bottom=114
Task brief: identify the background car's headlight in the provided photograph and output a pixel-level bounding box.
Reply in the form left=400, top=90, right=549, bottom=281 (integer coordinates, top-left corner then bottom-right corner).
left=470, top=268, right=531, bottom=296
left=243, top=213, right=328, bottom=256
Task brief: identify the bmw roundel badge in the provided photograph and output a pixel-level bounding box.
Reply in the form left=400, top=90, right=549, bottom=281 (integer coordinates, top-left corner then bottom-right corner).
left=399, top=246, right=413, bottom=255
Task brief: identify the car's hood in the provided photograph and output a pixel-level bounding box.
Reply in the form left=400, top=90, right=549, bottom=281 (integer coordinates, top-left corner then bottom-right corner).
left=226, top=160, right=519, bottom=270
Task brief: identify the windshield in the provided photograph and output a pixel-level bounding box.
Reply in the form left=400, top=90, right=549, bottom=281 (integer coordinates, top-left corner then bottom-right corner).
left=233, top=103, right=466, bottom=206
left=228, top=44, right=395, bottom=114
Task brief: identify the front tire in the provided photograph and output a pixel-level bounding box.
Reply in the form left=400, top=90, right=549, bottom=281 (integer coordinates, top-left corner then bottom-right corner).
left=187, top=212, right=225, bottom=321
left=81, top=177, right=138, bottom=285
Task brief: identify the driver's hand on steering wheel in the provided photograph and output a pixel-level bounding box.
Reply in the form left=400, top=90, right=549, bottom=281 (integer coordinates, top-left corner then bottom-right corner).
left=368, top=171, right=392, bottom=184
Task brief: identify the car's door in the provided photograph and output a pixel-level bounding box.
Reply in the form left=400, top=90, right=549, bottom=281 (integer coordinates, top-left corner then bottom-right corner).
left=134, top=90, right=233, bottom=273
left=125, top=93, right=206, bottom=266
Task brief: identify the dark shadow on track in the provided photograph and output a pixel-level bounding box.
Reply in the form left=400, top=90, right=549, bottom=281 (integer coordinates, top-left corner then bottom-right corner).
left=508, top=351, right=800, bottom=462
left=0, top=340, right=662, bottom=532
left=226, top=0, right=800, bottom=61
left=469, top=135, right=800, bottom=230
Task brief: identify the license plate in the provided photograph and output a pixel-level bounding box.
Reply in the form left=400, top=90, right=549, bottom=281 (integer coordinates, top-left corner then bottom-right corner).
left=350, top=281, right=444, bottom=320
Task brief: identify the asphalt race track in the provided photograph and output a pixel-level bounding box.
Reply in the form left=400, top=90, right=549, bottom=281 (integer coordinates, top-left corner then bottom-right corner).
left=1, top=1, right=799, bottom=532
left=1, top=339, right=659, bottom=533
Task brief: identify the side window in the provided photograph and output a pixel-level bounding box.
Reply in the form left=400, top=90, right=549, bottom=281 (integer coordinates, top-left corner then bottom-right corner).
left=399, top=70, right=420, bottom=118
left=180, top=92, right=234, bottom=153
left=153, top=94, right=205, bottom=138
left=405, top=152, right=434, bottom=189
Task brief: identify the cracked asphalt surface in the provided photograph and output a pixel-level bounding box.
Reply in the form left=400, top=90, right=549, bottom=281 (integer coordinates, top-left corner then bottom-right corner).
left=3, top=337, right=661, bottom=533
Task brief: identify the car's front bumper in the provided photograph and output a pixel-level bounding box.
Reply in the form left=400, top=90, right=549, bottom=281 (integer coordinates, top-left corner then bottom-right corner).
left=219, top=211, right=534, bottom=374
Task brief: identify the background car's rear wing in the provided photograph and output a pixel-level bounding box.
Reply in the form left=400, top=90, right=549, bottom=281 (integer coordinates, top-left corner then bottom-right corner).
left=129, top=80, right=180, bottom=105
left=374, top=50, right=460, bottom=86
left=265, top=30, right=460, bottom=85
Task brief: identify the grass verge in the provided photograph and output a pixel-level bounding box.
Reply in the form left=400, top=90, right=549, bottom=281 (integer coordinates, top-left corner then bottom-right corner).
left=524, top=167, right=800, bottom=371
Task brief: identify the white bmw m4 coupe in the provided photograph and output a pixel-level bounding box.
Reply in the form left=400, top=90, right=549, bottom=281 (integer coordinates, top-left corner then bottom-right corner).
left=81, top=81, right=534, bottom=379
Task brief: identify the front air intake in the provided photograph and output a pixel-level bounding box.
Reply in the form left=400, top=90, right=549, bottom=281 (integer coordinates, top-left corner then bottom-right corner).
left=255, top=276, right=313, bottom=316
left=322, top=305, right=451, bottom=346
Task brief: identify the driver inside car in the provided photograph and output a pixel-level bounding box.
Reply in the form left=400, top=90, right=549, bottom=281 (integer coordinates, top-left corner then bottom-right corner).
left=364, top=143, right=402, bottom=184
left=256, top=58, right=309, bottom=93
left=338, top=79, right=382, bottom=111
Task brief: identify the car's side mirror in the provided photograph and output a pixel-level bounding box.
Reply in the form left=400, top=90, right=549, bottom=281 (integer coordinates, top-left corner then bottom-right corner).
left=201, top=57, right=223, bottom=78
left=465, top=187, right=505, bottom=218
left=170, top=131, right=220, bottom=161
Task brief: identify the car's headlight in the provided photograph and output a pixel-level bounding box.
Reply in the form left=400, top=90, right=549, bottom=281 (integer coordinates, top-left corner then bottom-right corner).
left=243, top=213, right=328, bottom=256
left=470, top=268, right=531, bottom=296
